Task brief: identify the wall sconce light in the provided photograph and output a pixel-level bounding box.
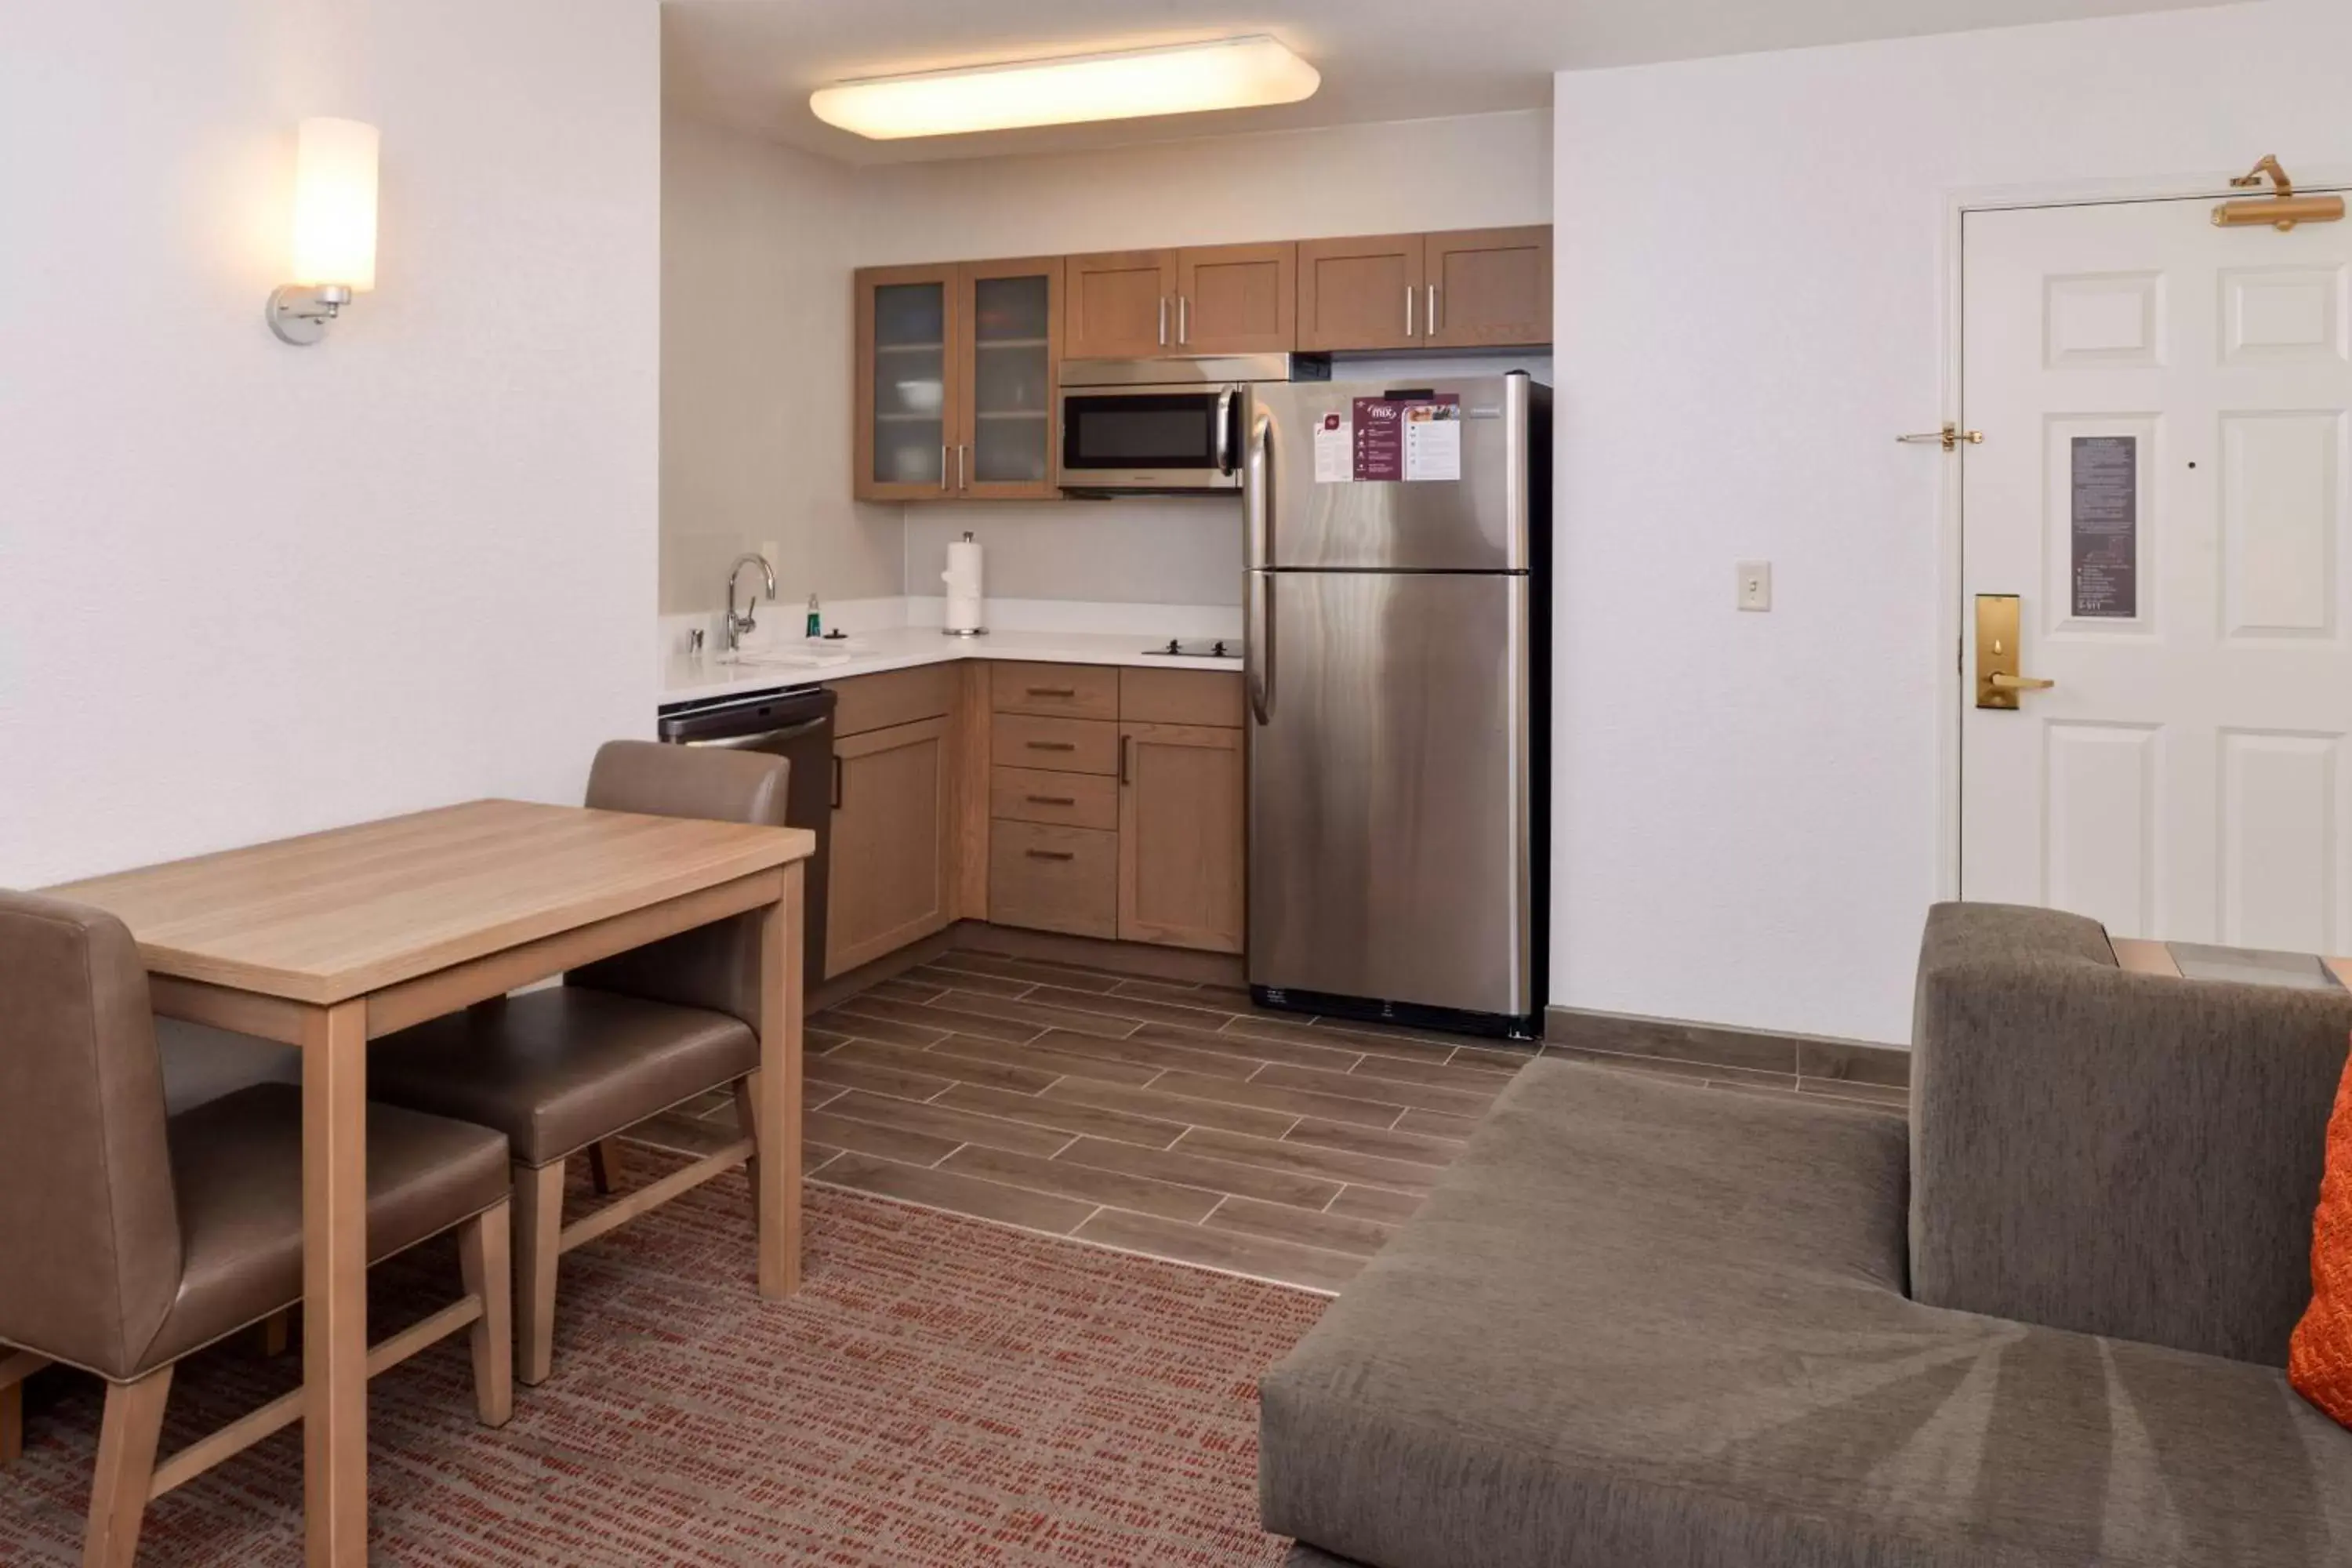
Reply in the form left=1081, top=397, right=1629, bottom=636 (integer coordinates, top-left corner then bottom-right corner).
left=267, top=118, right=379, bottom=345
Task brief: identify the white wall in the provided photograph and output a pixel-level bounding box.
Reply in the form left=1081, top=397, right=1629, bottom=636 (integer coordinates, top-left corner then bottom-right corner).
left=662, top=113, right=905, bottom=615
left=1, top=0, right=659, bottom=1099
left=866, top=111, right=1554, bottom=604
left=1551, top=0, right=2352, bottom=1043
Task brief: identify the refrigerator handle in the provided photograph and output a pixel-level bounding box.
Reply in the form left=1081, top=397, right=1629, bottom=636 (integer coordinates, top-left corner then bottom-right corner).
left=1245, top=411, right=1275, bottom=725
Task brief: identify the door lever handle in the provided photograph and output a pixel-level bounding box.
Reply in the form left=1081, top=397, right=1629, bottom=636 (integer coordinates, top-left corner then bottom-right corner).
left=1988, top=673, right=2056, bottom=691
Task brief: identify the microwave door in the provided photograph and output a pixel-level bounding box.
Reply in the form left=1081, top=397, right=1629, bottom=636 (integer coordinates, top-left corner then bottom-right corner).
left=1060, top=388, right=1240, bottom=490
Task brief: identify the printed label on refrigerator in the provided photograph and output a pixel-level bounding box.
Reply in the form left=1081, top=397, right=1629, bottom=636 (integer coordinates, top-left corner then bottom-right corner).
left=1350, top=394, right=1461, bottom=481
left=1313, top=413, right=1352, bottom=483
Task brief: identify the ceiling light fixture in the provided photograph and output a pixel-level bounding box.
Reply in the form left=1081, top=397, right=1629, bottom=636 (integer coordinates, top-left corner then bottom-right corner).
left=809, top=35, right=1319, bottom=141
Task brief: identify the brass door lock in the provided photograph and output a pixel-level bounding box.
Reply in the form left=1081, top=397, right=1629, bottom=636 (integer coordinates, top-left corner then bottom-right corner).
left=1976, top=594, right=2057, bottom=710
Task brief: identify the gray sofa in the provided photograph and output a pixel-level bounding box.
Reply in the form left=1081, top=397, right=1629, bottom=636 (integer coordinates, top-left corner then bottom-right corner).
left=1260, top=903, right=2352, bottom=1567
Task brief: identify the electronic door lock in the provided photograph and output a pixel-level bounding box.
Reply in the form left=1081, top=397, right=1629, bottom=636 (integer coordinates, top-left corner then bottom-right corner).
left=1975, top=594, right=2056, bottom=710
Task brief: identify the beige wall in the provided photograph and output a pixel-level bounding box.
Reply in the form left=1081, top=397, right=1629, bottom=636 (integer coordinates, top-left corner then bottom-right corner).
left=855, top=109, right=1552, bottom=263
left=662, top=111, right=903, bottom=614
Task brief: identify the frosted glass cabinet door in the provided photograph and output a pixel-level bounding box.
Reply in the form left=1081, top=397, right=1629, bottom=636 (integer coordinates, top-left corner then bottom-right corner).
left=958, top=258, right=1063, bottom=499
left=855, top=267, right=955, bottom=500
left=854, top=257, right=1062, bottom=503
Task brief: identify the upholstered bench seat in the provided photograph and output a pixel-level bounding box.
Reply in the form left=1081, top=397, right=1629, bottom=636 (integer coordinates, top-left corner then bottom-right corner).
left=370, top=988, right=755, bottom=1167
left=1261, top=1060, right=2352, bottom=1568
left=149, top=1084, right=510, bottom=1367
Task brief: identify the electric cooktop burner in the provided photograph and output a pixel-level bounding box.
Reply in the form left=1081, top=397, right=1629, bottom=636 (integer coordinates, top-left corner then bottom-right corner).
left=1142, top=639, right=1243, bottom=659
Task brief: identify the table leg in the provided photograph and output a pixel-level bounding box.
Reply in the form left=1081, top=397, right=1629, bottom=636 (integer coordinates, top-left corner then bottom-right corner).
left=755, top=861, right=804, bottom=1298
left=301, top=999, right=369, bottom=1566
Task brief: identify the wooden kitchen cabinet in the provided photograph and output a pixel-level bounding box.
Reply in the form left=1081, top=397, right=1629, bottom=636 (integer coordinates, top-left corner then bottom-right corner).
left=1297, top=234, right=1425, bottom=351
left=1424, top=226, right=1552, bottom=348
left=855, top=257, right=1062, bottom=502
left=1064, top=249, right=1177, bottom=358
left=1173, top=242, right=1295, bottom=354
left=855, top=263, right=958, bottom=500
left=826, top=716, right=954, bottom=976
left=1117, top=721, right=1245, bottom=953
left=1298, top=228, right=1552, bottom=351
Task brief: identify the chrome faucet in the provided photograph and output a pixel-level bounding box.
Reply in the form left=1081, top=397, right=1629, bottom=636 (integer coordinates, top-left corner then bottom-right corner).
left=724, top=554, right=776, bottom=652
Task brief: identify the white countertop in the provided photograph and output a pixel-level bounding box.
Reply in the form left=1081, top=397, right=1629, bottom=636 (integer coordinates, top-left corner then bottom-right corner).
left=661, top=623, right=1243, bottom=706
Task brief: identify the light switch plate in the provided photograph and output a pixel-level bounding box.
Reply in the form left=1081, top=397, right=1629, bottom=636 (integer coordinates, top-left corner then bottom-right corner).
left=1737, top=561, right=1772, bottom=612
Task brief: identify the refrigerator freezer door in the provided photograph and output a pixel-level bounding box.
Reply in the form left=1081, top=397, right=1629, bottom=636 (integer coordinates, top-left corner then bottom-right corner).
left=1247, top=569, right=1532, bottom=1017
left=1249, top=375, right=1530, bottom=572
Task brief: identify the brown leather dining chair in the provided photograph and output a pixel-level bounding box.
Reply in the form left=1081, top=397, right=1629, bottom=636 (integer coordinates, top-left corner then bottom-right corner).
left=368, top=740, right=788, bottom=1385
left=0, top=891, right=514, bottom=1568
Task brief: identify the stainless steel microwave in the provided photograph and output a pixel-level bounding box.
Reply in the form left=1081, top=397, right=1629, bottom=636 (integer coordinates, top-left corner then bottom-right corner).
left=1058, top=354, right=1327, bottom=494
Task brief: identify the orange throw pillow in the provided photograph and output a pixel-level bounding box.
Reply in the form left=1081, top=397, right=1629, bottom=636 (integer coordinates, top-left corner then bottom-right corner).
left=2290, top=1040, right=2352, bottom=1428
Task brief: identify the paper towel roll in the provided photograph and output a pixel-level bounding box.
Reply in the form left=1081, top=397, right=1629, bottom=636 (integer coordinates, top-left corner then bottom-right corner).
left=942, top=534, right=985, bottom=634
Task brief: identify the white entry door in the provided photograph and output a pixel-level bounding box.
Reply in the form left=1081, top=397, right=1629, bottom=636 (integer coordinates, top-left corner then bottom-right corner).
left=1960, top=193, right=2352, bottom=947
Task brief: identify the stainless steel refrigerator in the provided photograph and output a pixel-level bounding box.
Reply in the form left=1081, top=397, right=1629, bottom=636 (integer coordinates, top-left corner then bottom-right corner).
left=1243, top=372, right=1550, bottom=1039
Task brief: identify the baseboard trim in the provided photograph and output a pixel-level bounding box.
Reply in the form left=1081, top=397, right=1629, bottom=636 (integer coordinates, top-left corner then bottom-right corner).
left=811, top=922, right=1243, bottom=1011
left=809, top=929, right=961, bottom=1013
left=945, top=921, right=1245, bottom=986
left=1543, top=1005, right=1909, bottom=1089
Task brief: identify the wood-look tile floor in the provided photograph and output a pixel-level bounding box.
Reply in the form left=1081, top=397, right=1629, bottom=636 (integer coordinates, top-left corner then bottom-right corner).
left=624, top=948, right=1903, bottom=1294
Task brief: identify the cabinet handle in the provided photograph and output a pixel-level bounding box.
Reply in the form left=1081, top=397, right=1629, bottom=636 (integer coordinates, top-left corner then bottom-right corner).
left=1025, top=848, right=1076, bottom=862
left=1405, top=285, right=1414, bottom=339
left=1025, top=740, right=1076, bottom=752
left=1025, top=685, right=1076, bottom=697
left=956, top=443, right=967, bottom=490
left=1158, top=296, right=1168, bottom=347
left=1120, top=735, right=1133, bottom=785
left=830, top=753, right=843, bottom=809
left=1427, top=283, right=1439, bottom=335
left=1026, top=793, right=1076, bottom=807
left=1178, top=294, right=1189, bottom=346
left=939, top=444, right=950, bottom=491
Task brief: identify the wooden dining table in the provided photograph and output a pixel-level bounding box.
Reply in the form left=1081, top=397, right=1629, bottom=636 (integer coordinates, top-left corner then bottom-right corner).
left=45, top=798, right=815, bottom=1566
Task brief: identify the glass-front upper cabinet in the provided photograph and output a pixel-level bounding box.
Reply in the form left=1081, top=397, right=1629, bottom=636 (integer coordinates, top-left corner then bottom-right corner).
left=855, top=258, right=1062, bottom=503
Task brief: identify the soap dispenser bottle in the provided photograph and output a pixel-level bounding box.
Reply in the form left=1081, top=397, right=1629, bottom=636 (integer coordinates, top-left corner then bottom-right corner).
left=804, top=593, right=822, bottom=640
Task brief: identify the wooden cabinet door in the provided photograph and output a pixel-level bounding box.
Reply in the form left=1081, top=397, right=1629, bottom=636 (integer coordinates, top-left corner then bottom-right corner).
left=826, top=717, right=952, bottom=976
left=1423, top=226, right=1552, bottom=348
left=1174, top=241, right=1295, bottom=354
left=1064, top=249, right=1177, bottom=358
left=854, top=264, right=959, bottom=501
left=954, top=257, right=1062, bottom=499
left=1296, top=234, right=1425, bottom=351
left=1117, top=723, right=1244, bottom=953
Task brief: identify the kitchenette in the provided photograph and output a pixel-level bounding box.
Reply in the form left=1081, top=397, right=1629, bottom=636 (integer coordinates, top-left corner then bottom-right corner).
left=661, top=220, right=1555, bottom=1037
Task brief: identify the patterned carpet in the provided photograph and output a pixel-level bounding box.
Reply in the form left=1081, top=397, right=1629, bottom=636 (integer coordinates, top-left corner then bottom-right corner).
left=0, top=1160, right=1324, bottom=1566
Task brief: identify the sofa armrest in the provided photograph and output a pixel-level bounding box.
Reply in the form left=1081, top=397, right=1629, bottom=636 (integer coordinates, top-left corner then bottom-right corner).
left=1909, top=902, right=2351, bottom=1366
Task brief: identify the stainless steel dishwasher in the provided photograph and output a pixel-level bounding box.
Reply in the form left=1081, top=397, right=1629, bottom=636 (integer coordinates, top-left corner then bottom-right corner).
left=655, top=684, right=836, bottom=986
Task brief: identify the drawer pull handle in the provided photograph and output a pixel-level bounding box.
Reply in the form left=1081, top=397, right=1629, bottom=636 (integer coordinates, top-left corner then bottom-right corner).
left=1025, top=741, right=1076, bottom=752
left=1025, top=686, right=1077, bottom=698
left=1025, top=848, right=1076, bottom=862
left=1027, top=794, right=1076, bottom=806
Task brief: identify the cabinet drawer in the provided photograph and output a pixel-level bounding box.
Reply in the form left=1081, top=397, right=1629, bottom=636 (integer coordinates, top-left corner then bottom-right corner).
left=992, top=765, right=1120, bottom=830
left=989, top=821, right=1117, bottom=939
left=828, top=663, right=957, bottom=738
left=990, top=661, right=1120, bottom=720
left=992, top=713, right=1116, bottom=775
left=1120, top=666, right=1244, bottom=727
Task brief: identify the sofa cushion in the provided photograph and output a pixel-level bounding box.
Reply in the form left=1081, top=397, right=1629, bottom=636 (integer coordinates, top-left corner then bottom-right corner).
left=1911, top=901, right=2352, bottom=1365
left=1260, top=1059, right=2352, bottom=1568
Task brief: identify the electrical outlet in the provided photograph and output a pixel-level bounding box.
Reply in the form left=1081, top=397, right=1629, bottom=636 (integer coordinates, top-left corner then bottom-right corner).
left=1737, top=561, right=1772, bottom=612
